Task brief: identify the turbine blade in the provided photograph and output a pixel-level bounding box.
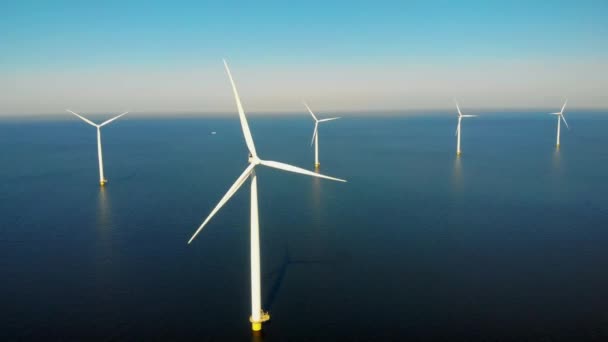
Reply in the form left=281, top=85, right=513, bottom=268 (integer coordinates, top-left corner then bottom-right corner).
left=549, top=112, right=561, bottom=115
left=318, top=117, right=341, bottom=122
left=223, top=59, right=257, bottom=158
left=561, top=114, right=570, bottom=129
left=560, top=99, right=568, bottom=114
left=303, top=102, right=319, bottom=121
left=310, top=123, right=318, bottom=146
left=461, top=115, right=477, bottom=118
left=99, top=111, right=129, bottom=127
left=260, top=160, right=346, bottom=182
left=188, top=164, right=255, bottom=244
left=66, top=110, right=98, bottom=127
left=455, top=100, right=463, bottom=117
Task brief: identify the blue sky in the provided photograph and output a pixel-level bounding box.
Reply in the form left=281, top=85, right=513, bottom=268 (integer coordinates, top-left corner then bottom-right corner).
left=1, top=1, right=607, bottom=115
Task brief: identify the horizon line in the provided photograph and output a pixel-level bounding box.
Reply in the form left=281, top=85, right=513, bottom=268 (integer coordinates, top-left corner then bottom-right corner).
left=1, top=107, right=607, bottom=120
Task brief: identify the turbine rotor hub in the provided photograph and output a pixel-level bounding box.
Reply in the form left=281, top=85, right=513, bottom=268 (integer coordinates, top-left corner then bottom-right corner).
left=249, top=155, right=261, bottom=165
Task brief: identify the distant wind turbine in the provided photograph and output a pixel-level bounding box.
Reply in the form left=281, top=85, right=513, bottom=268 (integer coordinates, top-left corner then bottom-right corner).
left=303, top=102, right=340, bottom=168
left=66, top=110, right=129, bottom=186
left=454, top=101, right=477, bottom=156
left=188, top=60, right=346, bottom=333
left=550, top=100, right=569, bottom=147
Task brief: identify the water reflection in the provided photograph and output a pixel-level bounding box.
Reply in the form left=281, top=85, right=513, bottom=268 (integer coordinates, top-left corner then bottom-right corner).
left=549, top=147, right=564, bottom=201
left=311, top=174, right=321, bottom=221
left=451, top=156, right=463, bottom=192
left=552, top=147, right=561, bottom=171
left=97, top=187, right=112, bottom=230
left=310, top=170, right=330, bottom=256
left=95, top=187, right=115, bottom=287
left=251, top=331, right=264, bottom=341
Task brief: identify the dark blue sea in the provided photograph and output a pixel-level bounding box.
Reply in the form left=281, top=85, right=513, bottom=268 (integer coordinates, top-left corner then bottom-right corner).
left=1, top=111, right=608, bottom=341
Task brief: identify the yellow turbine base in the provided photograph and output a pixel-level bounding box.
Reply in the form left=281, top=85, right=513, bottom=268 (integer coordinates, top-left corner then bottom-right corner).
left=100, top=180, right=107, bottom=186
left=457, top=151, right=461, bottom=156
left=250, top=311, right=270, bottom=332
left=315, top=163, right=320, bottom=168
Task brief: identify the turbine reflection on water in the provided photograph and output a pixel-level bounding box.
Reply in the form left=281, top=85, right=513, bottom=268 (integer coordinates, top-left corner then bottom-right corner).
left=451, top=156, right=463, bottom=193
left=97, top=187, right=111, bottom=230
left=552, top=147, right=561, bottom=171
left=95, top=187, right=116, bottom=299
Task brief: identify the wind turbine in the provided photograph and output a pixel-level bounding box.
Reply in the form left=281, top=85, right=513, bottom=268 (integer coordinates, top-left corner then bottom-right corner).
left=66, top=110, right=129, bottom=186
left=188, top=60, right=346, bottom=333
left=454, top=101, right=477, bottom=156
left=303, top=102, right=340, bottom=168
left=550, top=100, right=569, bottom=148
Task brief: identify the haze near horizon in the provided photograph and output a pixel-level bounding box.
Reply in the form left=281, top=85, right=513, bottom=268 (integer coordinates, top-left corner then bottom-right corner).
left=1, top=1, right=607, bottom=115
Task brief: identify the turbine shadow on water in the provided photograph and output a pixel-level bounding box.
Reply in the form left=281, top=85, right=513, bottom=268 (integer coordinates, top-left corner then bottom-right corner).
left=263, top=243, right=331, bottom=311
left=260, top=172, right=334, bottom=311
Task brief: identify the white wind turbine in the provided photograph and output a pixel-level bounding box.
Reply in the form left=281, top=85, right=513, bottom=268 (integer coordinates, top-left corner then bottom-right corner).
left=188, top=60, right=346, bottom=333
left=550, top=100, right=569, bottom=147
left=66, top=110, right=129, bottom=186
left=454, top=101, right=477, bottom=156
left=303, top=102, right=340, bottom=168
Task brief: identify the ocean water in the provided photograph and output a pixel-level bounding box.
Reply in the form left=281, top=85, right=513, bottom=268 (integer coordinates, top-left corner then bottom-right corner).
left=1, top=112, right=608, bottom=341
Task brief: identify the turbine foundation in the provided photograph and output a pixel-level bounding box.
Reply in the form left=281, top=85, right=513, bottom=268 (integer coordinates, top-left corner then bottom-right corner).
left=250, top=311, right=270, bottom=332
left=100, top=179, right=107, bottom=186
left=314, top=163, right=320, bottom=169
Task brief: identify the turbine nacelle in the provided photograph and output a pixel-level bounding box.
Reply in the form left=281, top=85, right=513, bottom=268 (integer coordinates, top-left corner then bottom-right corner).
left=549, top=99, right=569, bottom=130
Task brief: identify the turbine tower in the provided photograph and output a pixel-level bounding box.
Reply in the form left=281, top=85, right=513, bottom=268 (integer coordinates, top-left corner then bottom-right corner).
left=66, top=110, right=129, bottom=186
left=303, top=102, right=340, bottom=168
left=550, top=100, right=569, bottom=148
left=454, top=101, right=477, bottom=156
left=188, top=60, right=346, bottom=333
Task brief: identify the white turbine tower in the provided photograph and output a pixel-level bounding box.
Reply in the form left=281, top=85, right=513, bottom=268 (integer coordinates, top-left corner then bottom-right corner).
left=66, top=110, right=129, bottom=186
left=303, top=102, right=340, bottom=168
left=454, top=101, right=477, bottom=156
left=188, top=60, right=346, bottom=333
left=550, top=100, right=569, bottom=148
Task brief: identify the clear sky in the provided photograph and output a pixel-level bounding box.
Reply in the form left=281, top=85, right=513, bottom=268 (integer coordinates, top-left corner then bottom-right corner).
left=1, top=1, right=607, bottom=115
